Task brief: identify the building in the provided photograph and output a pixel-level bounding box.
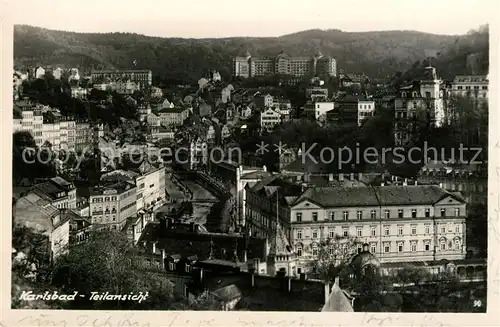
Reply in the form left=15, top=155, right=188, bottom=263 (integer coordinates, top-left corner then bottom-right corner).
left=52, top=67, right=63, bottom=80
left=157, top=107, right=190, bottom=127
left=101, top=161, right=166, bottom=212
left=303, top=101, right=335, bottom=121
left=356, top=99, right=376, bottom=126
left=305, top=87, right=329, bottom=102
left=34, top=66, right=45, bottom=79
left=90, top=69, right=152, bottom=87
left=245, top=179, right=467, bottom=272
left=233, top=51, right=336, bottom=78
left=450, top=75, right=488, bottom=100
left=221, top=84, right=234, bottom=104
left=254, top=94, right=274, bottom=109
left=393, top=66, right=446, bottom=145
left=31, top=177, right=77, bottom=209
left=89, top=180, right=137, bottom=230
left=70, top=86, right=88, bottom=99
left=75, top=121, right=93, bottom=153
left=13, top=103, right=44, bottom=147
left=326, top=96, right=374, bottom=126
left=260, top=108, right=281, bottom=131
left=13, top=193, right=70, bottom=261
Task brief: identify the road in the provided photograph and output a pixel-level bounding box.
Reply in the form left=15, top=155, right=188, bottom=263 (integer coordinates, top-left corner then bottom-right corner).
left=181, top=180, right=218, bottom=225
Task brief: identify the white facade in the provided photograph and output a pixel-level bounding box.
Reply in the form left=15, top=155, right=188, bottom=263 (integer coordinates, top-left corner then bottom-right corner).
left=136, top=166, right=166, bottom=211
left=451, top=75, right=488, bottom=100
left=260, top=108, right=281, bottom=130
left=313, top=102, right=335, bottom=121
left=357, top=100, right=375, bottom=126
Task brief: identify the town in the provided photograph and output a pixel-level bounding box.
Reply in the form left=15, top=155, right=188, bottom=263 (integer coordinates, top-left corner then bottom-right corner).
left=12, top=32, right=488, bottom=312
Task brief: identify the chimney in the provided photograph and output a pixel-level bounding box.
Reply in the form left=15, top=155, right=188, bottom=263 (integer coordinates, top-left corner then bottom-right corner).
left=328, top=173, right=334, bottom=182
left=324, top=282, right=331, bottom=305
left=339, top=173, right=344, bottom=181
left=152, top=241, right=157, bottom=254
left=350, top=173, right=354, bottom=181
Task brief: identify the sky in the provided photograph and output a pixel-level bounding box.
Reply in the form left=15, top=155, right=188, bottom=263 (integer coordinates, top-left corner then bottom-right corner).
left=5, top=0, right=497, bottom=38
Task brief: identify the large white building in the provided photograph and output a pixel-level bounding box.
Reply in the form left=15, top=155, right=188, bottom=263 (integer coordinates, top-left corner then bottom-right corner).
left=260, top=108, right=281, bottom=131
left=450, top=75, right=488, bottom=100
left=245, top=177, right=467, bottom=274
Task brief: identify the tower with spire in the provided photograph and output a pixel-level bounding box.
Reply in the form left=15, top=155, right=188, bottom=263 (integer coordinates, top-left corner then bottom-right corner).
left=266, top=188, right=298, bottom=277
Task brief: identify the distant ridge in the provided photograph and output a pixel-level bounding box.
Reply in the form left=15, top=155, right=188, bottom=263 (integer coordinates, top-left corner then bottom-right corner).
left=14, top=24, right=488, bottom=83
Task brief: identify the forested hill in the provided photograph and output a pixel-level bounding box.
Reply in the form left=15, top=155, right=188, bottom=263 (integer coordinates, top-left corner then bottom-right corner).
left=14, top=25, right=488, bottom=83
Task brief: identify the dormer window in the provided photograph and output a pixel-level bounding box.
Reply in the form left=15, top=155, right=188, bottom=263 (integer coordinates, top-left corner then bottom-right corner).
left=401, top=92, right=407, bottom=97
left=412, top=92, right=418, bottom=97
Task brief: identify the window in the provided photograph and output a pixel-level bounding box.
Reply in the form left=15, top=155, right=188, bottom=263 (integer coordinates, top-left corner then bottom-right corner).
left=312, top=245, right=318, bottom=256
left=296, top=213, right=302, bottom=222
left=440, top=242, right=446, bottom=251
left=397, top=242, right=404, bottom=252
left=343, top=228, right=348, bottom=237
left=482, top=86, right=488, bottom=90
left=357, top=211, right=363, bottom=220
left=297, top=230, right=302, bottom=239
left=440, top=208, right=446, bottom=217
left=384, top=226, right=390, bottom=236
left=370, top=243, right=376, bottom=254
left=312, top=212, right=318, bottom=221
left=357, top=227, right=362, bottom=237
left=384, top=243, right=390, bottom=253
left=371, top=227, right=376, bottom=237
left=441, top=226, right=446, bottom=234
left=411, top=225, right=417, bottom=235
left=455, top=224, right=460, bottom=233
left=329, top=212, right=335, bottom=220
left=329, top=229, right=335, bottom=238
left=398, top=209, right=403, bottom=218
left=457, top=86, right=463, bottom=90
left=411, top=242, right=417, bottom=252
left=384, top=210, right=390, bottom=219
left=425, top=225, right=430, bottom=234
left=328, top=246, right=334, bottom=255
left=411, top=209, right=417, bottom=218
left=425, top=91, right=431, bottom=98
left=343, top=211, right=349, bottom=220
left=296, top=246, right=302, bottom=257
left=312, top=230, right=318, bottom=239
left=398, top=225, right=403, bottom=236
left=454, top=239, right=461, bottom=250
left=425, top=208, right=430, bottom=218
left=424, top=241, right=431, bottom=251
left=454, top=208, right=460, bottom=216
left=371, top=210, right=376, bottom=219
left=448, top=223, right=453, bottom=233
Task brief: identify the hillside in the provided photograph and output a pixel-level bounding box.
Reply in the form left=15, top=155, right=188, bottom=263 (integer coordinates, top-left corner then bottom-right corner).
left=13, top=25, right=487, bottom=83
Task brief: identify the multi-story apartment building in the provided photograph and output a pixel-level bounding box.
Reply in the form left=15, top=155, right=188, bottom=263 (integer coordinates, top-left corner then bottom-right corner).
left=13, top=103, right=44, bottom=147
left=260, top=108, right=281, bottom=131
left=245, top=178, right=467, bottom=272
left=305, top=87, right=329, bottom=101
left=157, top=107, right=190, bottom=127
left=90, top=69, right=152, bottom=87
left=31, top=177, right=77, bottom=209
left=75, top=120, right=92, bottom=153
left=325, top=96, right=374, bottom=126
left=233, top=51, right=336, bottom=78
left=450, top=75, right=488, bottom=100
left=303, top=101, right=335, bottom=121
left=89, top=180, right=137, bottom=230
left=394, top=66, right=447, bottom=145
left=101, top=161, right=166, bottom=212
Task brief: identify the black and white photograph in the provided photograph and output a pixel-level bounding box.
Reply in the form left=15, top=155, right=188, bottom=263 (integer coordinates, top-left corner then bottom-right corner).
left=3, top=0, right=498, bottom=322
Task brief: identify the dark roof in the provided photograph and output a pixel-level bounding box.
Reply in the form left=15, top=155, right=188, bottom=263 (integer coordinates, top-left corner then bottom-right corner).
left=89, top=180, right=135, bottom=196
left=373, top=185, right=457, bottom=206
left=32, top=178, right=74, bottom=201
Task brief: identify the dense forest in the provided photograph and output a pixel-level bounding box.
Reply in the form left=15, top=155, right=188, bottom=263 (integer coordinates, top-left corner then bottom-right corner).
left=14, top=25, right=488, bottom=84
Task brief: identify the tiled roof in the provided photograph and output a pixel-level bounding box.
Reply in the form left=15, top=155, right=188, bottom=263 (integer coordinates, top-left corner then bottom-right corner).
left=373, top=185, right=454, bottom=206
left=294, top=187, right=379, bottom=207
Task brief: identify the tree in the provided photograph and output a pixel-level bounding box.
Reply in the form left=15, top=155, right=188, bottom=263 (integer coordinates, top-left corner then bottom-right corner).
left=51, top=230, right=175, bottom=310
left=308, top=236, right=359, bottom=284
